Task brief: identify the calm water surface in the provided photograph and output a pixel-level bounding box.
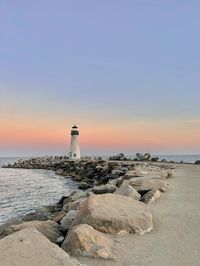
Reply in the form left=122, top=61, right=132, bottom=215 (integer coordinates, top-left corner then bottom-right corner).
left=0, top=158, right=77, bottom=225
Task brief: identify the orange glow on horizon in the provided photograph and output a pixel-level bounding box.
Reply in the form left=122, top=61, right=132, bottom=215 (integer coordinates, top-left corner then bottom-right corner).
left=1, top=116, right=200, bottom=152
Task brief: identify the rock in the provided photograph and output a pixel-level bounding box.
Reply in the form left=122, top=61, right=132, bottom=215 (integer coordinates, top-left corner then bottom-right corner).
left=151, top=157, right=159, bottom=162
left=71, top=194, right=153, bottom=235
left=126, top=177, right=167, bottom=192
left=141, top=189, right=161, bottom=204
left=0, top=218, right=23, bottom=237
left=143, top=153, right=151, bottom=161
left=125, top=170, right=141, bottom=177
left=57, top=236, right=65, bottom=245
left=195, top=160, right=200, bottom=165
left=100, top=175, right=112, bottom=183
left=62, top=198, right=87, bottom=212
left=0, top=228, right=85, bottom=266
left=78, top=182, right=91, bottom=189
left=123, top=170, right=142, bottom=180
left=64, top=190, right=88, bottom=205
left=107, top=177, right=122, bottom=187
left=55, top=169, right=65, bottom=175
left=111, top=169, right=124, bottom=176
left=166, top=169, right=175, bottom=178
left=92, top=184, right=117, bottom=194
left=62, top=224, right=115, bottom=260
left=52, top=211, right=66, bottom=223
left=22, top=207, right=52, bottom=221
left=114, top=183, right=141, bottom=200
left=140, top=168, right=168, bottom=179
left=58, top=196, right=68, bottom=205
left=60, top=210, right=79, bottom=231
left=136, top=153, right=144, bottom=161
left=2, top=220, right=63, bottom=243
left=109, top=153, right=127, bottom=161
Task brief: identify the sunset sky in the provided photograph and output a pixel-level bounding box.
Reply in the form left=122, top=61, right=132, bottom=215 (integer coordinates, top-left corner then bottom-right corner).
left=1, top=1, right=200, bottom=156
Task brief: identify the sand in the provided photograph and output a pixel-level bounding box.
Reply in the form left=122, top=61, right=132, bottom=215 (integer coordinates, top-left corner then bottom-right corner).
left=78, top=164, right=200, bottom=266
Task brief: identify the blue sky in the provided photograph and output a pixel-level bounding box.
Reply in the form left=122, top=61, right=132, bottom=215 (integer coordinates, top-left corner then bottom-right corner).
left=0, top=1, right=200, bottom=156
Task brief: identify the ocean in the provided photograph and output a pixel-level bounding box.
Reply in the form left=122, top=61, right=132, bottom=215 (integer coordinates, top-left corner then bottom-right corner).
left=0, top=154, right=199, bottom=226
left=0, top=158, right=77, bottom=225
left=154, top=154, right=200, bottom=163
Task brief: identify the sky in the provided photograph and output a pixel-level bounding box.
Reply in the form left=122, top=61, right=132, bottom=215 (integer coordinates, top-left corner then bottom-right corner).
left=0, top=0, right=200, bottom=156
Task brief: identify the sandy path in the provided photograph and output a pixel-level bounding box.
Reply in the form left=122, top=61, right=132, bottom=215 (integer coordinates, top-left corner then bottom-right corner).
left=79, top=164, right=200, bottom=266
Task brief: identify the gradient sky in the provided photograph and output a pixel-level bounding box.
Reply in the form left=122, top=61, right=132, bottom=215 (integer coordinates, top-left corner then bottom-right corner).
left=1, top=1, right=200, bottom=156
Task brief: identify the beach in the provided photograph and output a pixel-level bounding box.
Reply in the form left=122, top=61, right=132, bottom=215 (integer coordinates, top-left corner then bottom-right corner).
left=79, top=163, right=200, bottom=266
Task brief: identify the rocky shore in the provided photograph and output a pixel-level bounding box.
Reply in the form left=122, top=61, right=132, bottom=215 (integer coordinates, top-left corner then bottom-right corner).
left=0, top=154, right=177, bottom=265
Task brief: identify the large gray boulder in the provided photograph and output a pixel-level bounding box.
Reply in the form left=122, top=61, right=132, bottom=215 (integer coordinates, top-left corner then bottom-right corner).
left=92, top=184, right=117, bottom=194
left=70, top=194, right=153, bottom=235
left=0, top=228, right=85, bottom=266
left=126, top=177, right=167, bottom=192
left=60, top=210, right=79, bottom=231
left=114, top=183, right=141, bottom=200
left=62, top=224, right=115, bottom=260
left=63, top=190, right=89, bottom=205
left=1, top=220, right=62, bottom=243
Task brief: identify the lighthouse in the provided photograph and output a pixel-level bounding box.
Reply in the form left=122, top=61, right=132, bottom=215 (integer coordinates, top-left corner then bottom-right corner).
left=69, top=125, right=81, bottom=159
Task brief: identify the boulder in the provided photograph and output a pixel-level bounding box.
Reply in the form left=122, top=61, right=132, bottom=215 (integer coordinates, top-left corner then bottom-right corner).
left=126, top=177, right=167, bottom=192
left=62, top=224, right=115, bottom=260
left=107, top=177, right=123, bottom=187
left=125, top=170, right=142, bottom=177
left=70, top=194, right=153, bottom=235
left=111, top=169, right=124, bottom=176
left=136, top=153, right=144, bottom=161
left=60, top=210, right=79, bottom=231
left=195, top=160, right=200, bottom=165
left=52, top=211, right=66, bottom=223
left=1, top=220, right=63, bottom=243
left=109, top=153, right=127, bottom=161
left=63, top=190, right=88, bottom=205
left=114, top=183, right=141, bottom=200
left=143, top=153, right=151, bottom=161
left=0, top=228, right=85, bottom=266
left=78, top=182, right=91, bottom=189
left=151, top=157, right=159, bottom=162
left=92, top=184, right=117, bottom=194
left=0, top=218, right=23, bottom=237
left=62, top=198, right=87, bottom=212
left=141, top=189, right=161, bottom=204
left=22, top=207, right=52, bottom=222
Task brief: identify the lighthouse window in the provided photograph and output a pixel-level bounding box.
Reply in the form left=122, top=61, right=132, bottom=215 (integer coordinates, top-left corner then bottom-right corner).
left=73, top=153, right=76, bottom=157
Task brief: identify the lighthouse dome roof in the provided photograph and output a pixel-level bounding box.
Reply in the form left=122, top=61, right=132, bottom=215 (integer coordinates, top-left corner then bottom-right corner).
left=72, top=125, right=78, bottom=129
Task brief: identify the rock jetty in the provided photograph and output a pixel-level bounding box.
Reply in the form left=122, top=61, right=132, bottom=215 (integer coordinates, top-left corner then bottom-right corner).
left=0, top=154, right=176, bottom=265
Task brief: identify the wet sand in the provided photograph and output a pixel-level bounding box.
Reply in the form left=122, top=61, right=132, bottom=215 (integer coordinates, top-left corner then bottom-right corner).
left=79, top=164, right=200, bottom=266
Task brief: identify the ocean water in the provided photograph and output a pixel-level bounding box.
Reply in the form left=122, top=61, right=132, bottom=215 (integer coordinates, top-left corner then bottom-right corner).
left=0, top=158, right=77, bottom=225
left=106, top=154, right=200, bottom=163
left=155, top=154, right=200, bottom=163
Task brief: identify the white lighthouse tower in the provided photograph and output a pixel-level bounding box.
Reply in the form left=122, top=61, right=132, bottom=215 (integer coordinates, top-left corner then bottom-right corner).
left=69, top=125, right=81, bottom=160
